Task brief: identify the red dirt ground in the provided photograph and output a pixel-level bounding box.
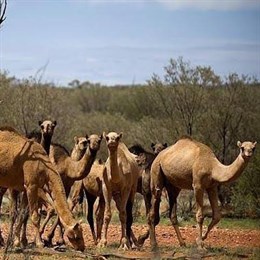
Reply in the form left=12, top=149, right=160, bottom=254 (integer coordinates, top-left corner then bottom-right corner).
left=0, top=222, right=259, bottom=259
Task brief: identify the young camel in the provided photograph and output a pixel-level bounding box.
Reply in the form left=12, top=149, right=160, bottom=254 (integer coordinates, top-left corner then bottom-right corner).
left=98, top=132, right=139, bottom=250
left=42, top=134, right=102, bottom=245
left=0, top=120, right=57, bottom=247
left=148, top=137, right=257, bottom=250
left=0, top=127, right=85, bottom=251
left=69, top=136, right=105, bottom=245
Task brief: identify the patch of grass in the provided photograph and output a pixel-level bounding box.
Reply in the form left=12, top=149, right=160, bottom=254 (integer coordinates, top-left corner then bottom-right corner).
left=216, top=218, right=260, bottom=230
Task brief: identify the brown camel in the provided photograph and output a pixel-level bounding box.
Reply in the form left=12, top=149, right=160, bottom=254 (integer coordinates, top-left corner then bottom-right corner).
left=98, top=132, right=139, bottom=250
left=0, top=127, right=85, bottom=251
left=148, top=137, right=257, bottom=250
left=128, top=143, right=167, bottom=245
left=0, top=120, right=57, bottom=247
left=43, top=134, right=102, bottom=245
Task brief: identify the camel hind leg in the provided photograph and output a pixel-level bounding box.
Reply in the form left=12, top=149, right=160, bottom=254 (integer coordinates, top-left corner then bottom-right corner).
left=95, top=195, right=105, bottom=243
left=148, top=164, right=165, bottom=251
left=165, top=184, right=185, bottom=246
left=85, top=191, right=98, bottom=244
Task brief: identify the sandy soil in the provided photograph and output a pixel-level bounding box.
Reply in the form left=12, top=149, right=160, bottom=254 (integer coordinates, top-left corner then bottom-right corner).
left=0, top=222, right=259, bottom=259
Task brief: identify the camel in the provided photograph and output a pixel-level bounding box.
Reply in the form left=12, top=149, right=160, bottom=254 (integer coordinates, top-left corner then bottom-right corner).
left=0, top=126, right=85, bottom=251
left=98, top=132, right=139, bottom=250
left=0, top=120, right=57, bottom=247
left=42, top=133, right=102, bottom=245
left=68, top=136, right=105, bottom=245
left=128, top=142, right=167, bottom=245
left=69, top=160, right=105, bottom=245
left=148, top=137, right=257, bottom=250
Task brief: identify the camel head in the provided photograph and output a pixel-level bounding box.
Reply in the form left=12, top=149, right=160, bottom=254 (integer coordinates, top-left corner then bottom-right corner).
left=237, top=141, right=257, bottom=159
left=64, top=222, right=85, bottom=251
left=87, top=134, right=103, bottom=152
left=151, top=142, right=168, bottom=155
left=74, top=136, right=88, bottom=151
left=103, top=132, right=122, bottom=151
left=38, top=120, right=57, bottom=136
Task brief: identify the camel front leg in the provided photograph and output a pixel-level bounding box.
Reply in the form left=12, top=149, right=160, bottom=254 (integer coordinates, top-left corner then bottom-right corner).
left=202, top=187, right=221, bottom=240
left=98, top=184, right=112, bottom=248
left=193, top=185, right=205, bottom=249
left=95, top=196, right=105, bottom=243
left=114, top=194, right=129, bottom=250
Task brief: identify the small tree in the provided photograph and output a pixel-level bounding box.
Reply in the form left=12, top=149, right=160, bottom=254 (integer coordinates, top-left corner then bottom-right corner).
left=0, top=0, right=7, bottom=26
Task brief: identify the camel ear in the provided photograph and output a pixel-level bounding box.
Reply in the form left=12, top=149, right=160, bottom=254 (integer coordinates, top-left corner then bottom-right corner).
left=38, top=120, right=43, bottom=126
left=103, top=132, right=107, bottom=140
left=119, top=132, right=123, bottom=139
left=99, top=134, right=103, bottom=141
left=164, top=143, right=168, bottom=148
left=253, top=141, right=257, bottom=147
left=237, top=141, right=242, bottom=148
left=151, top=143, right=155, bottom=149
left=74, top=136, right=79, bottom=144
left=53, top=120, right=57, bottom=126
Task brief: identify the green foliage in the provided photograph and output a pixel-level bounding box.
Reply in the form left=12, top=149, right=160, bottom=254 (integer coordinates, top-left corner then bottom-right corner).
left=0, top=57, right=259, bottom=218
left=231, top=152, right=260, bottom=218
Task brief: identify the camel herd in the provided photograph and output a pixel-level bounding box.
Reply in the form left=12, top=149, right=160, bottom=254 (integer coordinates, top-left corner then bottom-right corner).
left=0, top=120, right=257, bottom=253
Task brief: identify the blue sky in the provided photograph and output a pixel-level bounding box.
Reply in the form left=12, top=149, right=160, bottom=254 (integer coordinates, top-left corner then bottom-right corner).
left=0, top=0, right=259, bottom=86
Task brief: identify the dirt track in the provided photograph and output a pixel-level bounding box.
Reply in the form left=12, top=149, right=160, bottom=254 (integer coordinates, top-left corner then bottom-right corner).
left=0, top=222, right=259, bottom=259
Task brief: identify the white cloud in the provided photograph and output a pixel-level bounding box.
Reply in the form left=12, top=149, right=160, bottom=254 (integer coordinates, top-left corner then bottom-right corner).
left=156, top=0, right=260, bottom=11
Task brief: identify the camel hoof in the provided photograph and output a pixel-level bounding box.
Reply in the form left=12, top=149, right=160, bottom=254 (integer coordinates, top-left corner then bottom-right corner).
left=97, top=239, right=107, bottom=248
left=119, top=237, right=130, bottom=251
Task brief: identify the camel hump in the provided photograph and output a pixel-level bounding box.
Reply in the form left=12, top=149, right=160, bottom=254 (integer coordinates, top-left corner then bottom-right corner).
left=178, top=135, right=193, bottom=141
left=0, top=126, right=21, bottom=135
left=128, top=144, right=146, bottom=155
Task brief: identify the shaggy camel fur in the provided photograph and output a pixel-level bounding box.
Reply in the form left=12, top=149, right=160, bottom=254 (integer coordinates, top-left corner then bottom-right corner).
left=148, top=137, right=257, bottom=250
left=98, top=132, right=139, bottom=250
left=43, top=134, right=102, bottom=245
left=0, top=120, right=57, bottom=247
left=128, top=143, right=167, bottom=245
left=0, top=127, right=85, bottom=251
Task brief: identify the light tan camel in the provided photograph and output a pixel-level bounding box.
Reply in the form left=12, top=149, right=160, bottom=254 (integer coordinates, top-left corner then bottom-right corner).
left=148, top=137, right=257, bottom=250
left=69, top=160, right=105, bottom=245
left=98, top=132, right=139, bottom=250
left=69, top=136, right=105, bottom=244
left=0, top=127, right=85, bottom=251
left=43, top=134, right=102, bottom=245
left=0, top=120, right=57, bottom=247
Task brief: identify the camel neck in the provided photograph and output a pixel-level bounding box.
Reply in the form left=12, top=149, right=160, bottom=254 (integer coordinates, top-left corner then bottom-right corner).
left=108, top=149, right=121, bottom=183
left=212, top=153, right=249, bottom=184
left=41, top=134, right=52, bottom=155
left=47, top=166, right=75, bottom=226
left=68, top=147, right=97, bottom=181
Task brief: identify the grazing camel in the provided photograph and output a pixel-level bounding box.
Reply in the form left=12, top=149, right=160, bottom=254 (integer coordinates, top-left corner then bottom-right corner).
left=43, top=134, right=102, bottom=245
left=98, top=132, right=139, bottom=250
left=0, top=127, right=85, bottom=251
left=0, top=120, right=57, bottom=247
left=148, top=137, right=257, bottom=250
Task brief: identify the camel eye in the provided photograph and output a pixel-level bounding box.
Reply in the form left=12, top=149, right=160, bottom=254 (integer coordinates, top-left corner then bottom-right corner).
left=41, top=125, right=44, bottom=130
